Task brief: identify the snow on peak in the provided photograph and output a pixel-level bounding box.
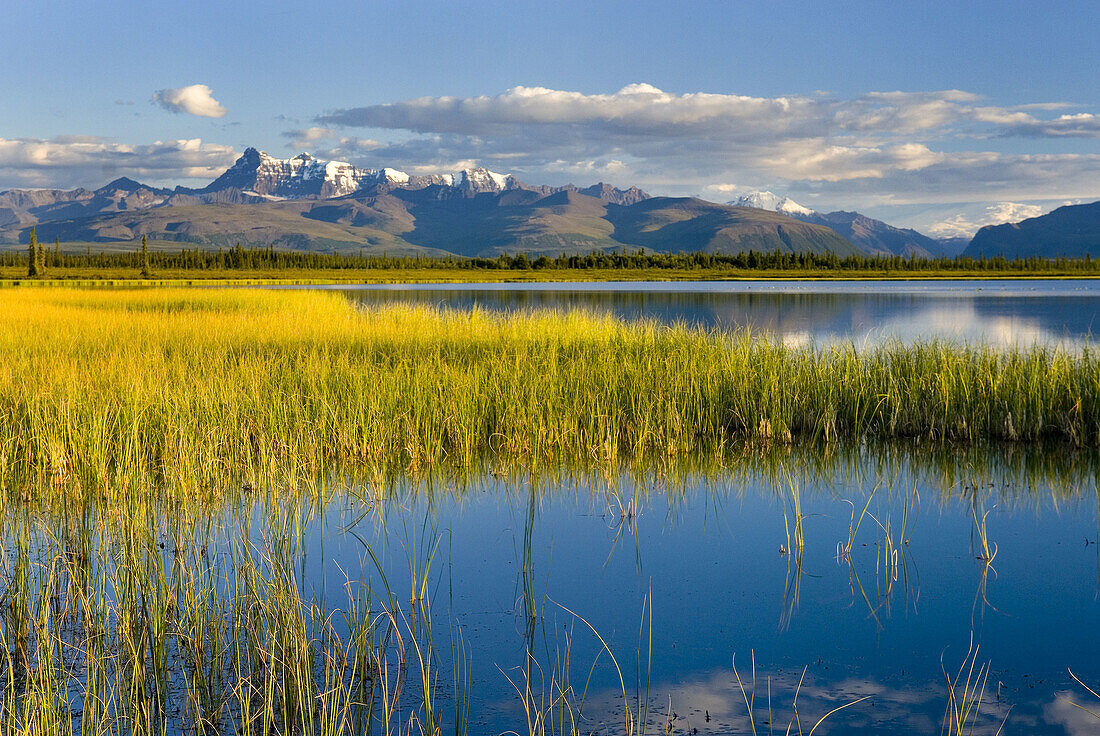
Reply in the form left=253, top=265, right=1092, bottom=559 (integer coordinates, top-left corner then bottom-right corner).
left=732, top=191, right=816, bottom=217
left=213, top=149, right=518, bottom=198
left=454, top=167, right=515, bottom=193
left=379, top=167, right=410, bottom=184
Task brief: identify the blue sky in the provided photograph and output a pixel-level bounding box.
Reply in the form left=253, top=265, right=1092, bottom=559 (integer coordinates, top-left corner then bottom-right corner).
left=4, top=0, right=1100, bottom=234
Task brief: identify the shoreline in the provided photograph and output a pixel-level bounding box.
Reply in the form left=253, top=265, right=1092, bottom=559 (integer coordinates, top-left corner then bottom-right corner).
left=3, top=267, right=1100, bottom=287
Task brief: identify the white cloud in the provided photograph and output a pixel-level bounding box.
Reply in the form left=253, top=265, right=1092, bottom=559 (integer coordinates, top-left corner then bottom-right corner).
left=0, top=136, right=238, bottom=189
left=152, top=84, right=227, bottom=118
left=926, top=202, right=1046, bottom=238
left=313, top=84, right=1100, bottom=206
left=1005, top=112, right=1100, bottom=138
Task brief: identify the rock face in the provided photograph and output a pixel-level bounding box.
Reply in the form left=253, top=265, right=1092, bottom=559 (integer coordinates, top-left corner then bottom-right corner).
left=963, top=201, right=1100, bottom=258
left=199, top=149, right=392, bottom=198
left=0, top=178, right=173, bottom=228
left=578, top=183, right=650, bottom=206
left=731, top=190, right=946, bottom=257
left=452, top=168, right=517, bottom=194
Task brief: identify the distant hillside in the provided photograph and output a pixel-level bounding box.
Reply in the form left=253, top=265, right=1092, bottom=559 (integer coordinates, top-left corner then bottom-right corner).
left=18, top=189, right=855, bottom=258
left=965, top=201, right=1100, bottom=258
left=730, top=191, right=946, bottom=257
left=606, top=198, right=857, bottom=256
left=806, top=211, right=944, bottom=258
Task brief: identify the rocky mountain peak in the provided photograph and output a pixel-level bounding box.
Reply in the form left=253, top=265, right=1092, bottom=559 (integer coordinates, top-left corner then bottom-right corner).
left=100, top=177, right=145, bottom=193
left=453, top=167, right=516, bottom=194
left=579, top=182, right=650, bottom=206
left=238, top=147, right=266, bottom=164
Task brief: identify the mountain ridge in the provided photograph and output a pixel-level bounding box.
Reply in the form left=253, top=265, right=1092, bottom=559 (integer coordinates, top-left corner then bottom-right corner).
left=730, top=191, right=950, bottom=258
left=964, top=201, right=1100, bottom=258
left=0, top=151, right=854, bottom=258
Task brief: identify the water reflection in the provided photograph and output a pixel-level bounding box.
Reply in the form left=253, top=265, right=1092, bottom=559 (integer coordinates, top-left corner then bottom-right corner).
left=316, top=279, right=1100, bottom=348
left=3, top=443, right=1100, bottom=734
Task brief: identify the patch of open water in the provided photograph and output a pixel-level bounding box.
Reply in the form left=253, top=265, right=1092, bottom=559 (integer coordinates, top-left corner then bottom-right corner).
left=302, top=279, right=1100, bottom=349
left=256, top=448, right=1100, bottom=735
left=241, top=280, right=1100, bottom=732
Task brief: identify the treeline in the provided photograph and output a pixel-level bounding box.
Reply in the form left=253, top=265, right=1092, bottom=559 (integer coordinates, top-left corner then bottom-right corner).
left=4, top=242, right=1100, bottom=273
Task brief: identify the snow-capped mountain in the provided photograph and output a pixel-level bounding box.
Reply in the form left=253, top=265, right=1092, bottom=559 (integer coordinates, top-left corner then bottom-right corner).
left=201, top=149, right=404, bottom=198
left=453, top=168, right=518, bottom=194
left=0, top=148, right=654, bottom=243
left=731, top=191, right=817, bottom=217
left=200, top=148, right=528, bottom=199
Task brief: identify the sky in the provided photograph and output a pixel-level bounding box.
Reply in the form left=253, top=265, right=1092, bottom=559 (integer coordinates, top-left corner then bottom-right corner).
left=4, top=0, right=1100, bottom=236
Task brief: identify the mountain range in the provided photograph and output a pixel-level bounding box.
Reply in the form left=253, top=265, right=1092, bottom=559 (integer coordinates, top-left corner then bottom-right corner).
left=729, top=192, right=955, bottom=258
left=0, top=149, right=857, bottom=257
left=0, top=148, right=1049, bottom=259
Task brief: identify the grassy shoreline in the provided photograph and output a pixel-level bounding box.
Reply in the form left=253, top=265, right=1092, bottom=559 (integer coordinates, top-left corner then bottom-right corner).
left=4, top=288, right=1098, bottom=496
left=3, top=265, right=1100, bottom=285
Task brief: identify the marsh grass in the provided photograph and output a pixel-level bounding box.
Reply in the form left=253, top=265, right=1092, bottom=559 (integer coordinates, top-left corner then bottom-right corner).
left=0, top=491, right=453, bottom=736
left=941, top=638, right=1010, bottom=736
left=4, top=288, right=1100, bottom=504
left=1, top=289, right=1099, bottom=734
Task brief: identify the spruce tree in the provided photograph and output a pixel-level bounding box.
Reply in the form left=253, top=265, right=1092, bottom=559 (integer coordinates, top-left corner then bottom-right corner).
left=54, top=237, right=60, bottom=268
left=140, top=235, right=152, bottom=279
left=27, top=227, right=38, bottom=277
left=35, top=232, right=45, bottom=275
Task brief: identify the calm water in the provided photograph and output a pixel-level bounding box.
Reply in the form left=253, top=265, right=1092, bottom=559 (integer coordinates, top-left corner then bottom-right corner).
left=267, top=279, right=1100, bottom=732
left=28, top=280, right=1100, bottom=733
left=311, top=279, right=1100, bottom=348
left=260, top=448, right=1099, bottom=735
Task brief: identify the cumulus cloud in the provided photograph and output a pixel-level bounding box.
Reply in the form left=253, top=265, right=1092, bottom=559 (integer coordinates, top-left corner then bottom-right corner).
left=0, top=136, right=238, bottom=189
left=926, top=201, right=1046, bottom=238
left=152, top=84, right=227, bottom=118
left=318, top=83, right=1094, bottom=146
left=313, top=83, right=1100, bottom=208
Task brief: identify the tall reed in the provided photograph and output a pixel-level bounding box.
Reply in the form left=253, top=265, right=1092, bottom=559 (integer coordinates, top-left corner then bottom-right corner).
left=3, top=289, right=1099, bottom=505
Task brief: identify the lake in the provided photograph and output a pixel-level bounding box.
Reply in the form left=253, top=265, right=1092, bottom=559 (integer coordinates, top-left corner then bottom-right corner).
left=100, top=446, right=1098, bottom=735
left=10, top=281, right=1100, bottom=735
left=278, top=280, right=1100, bottom=734
left=308, top=279, right=1100, bottom=349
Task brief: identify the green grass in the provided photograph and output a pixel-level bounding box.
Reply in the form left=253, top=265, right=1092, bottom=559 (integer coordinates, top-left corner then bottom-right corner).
left=3, top=287, right=1100, bottom=499
left=3, top=265, right=1100, bottom=284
